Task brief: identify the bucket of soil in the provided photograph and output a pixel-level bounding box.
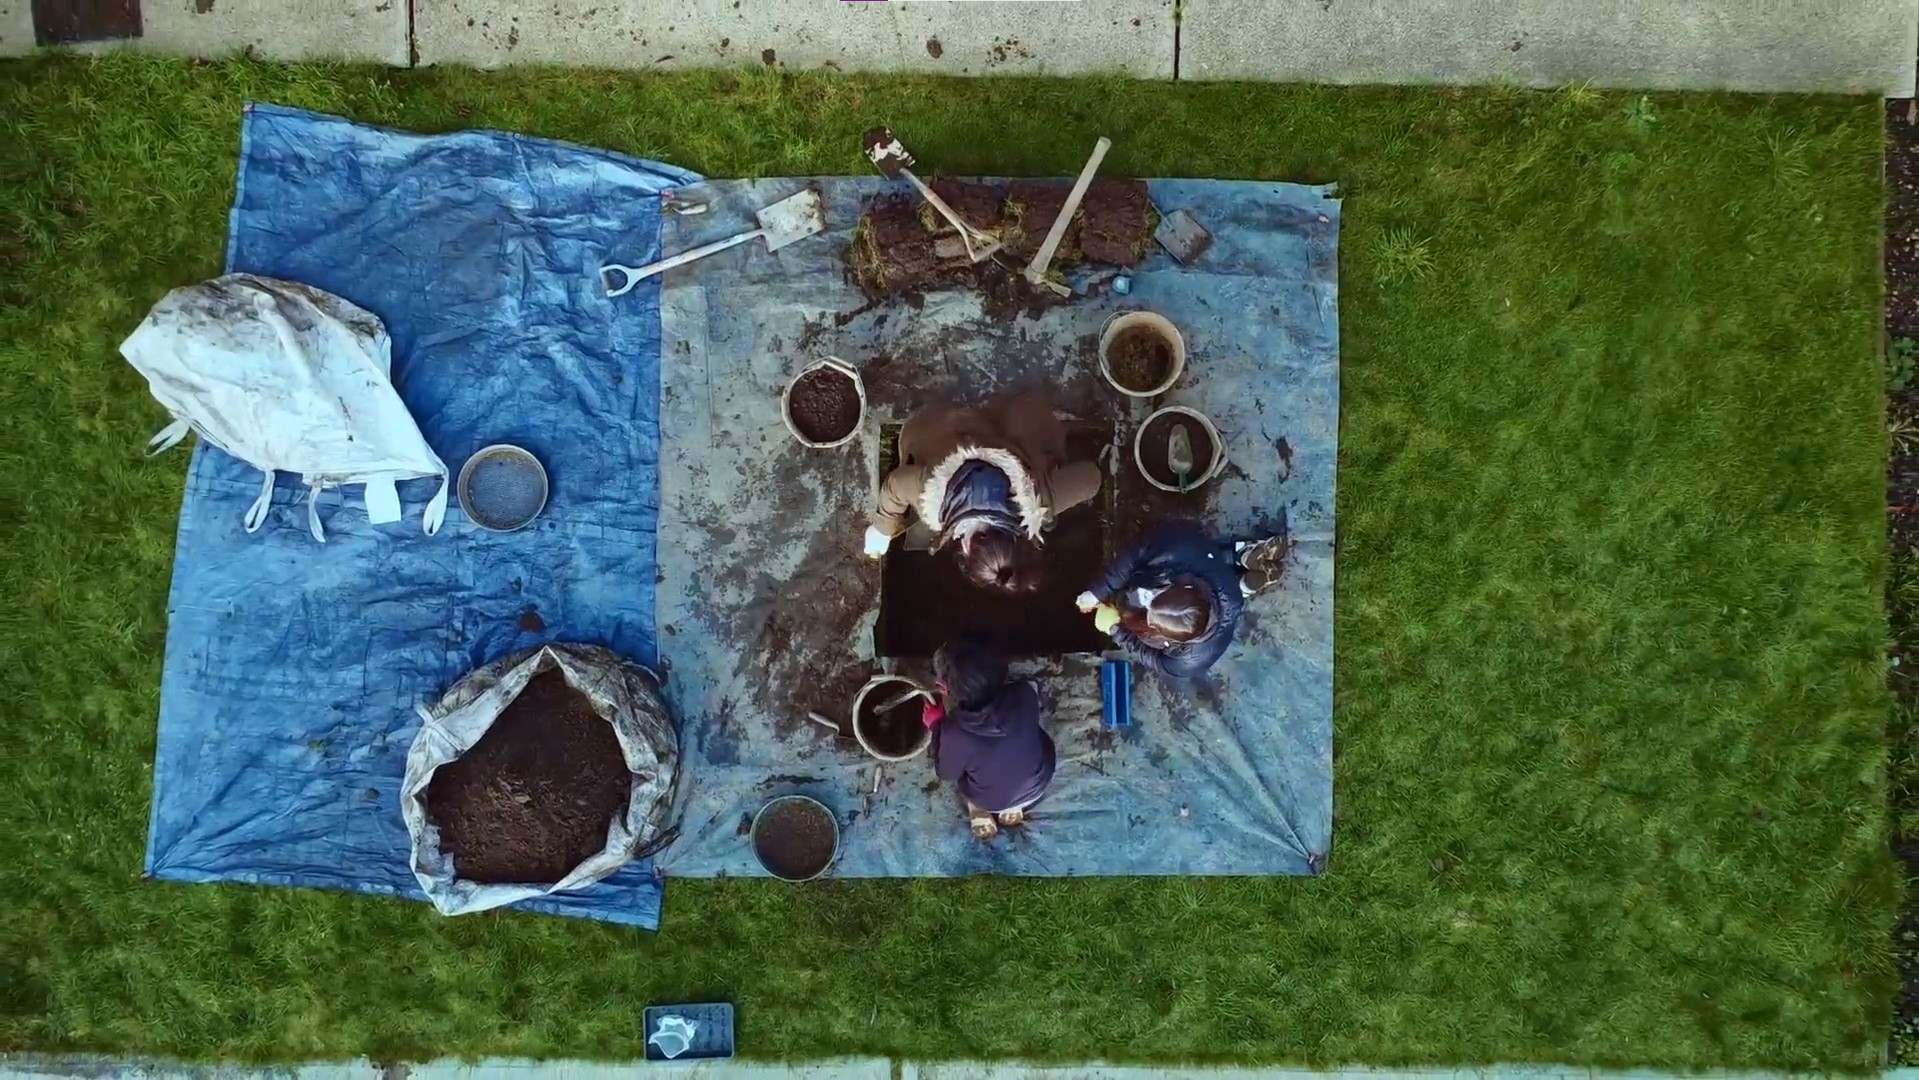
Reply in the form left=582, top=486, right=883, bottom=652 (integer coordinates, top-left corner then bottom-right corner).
left=781, top=357, right=866, bottom=448
left=849, top=674, right=933, bottom=761
left=1099, top=311, right=1185, bottom=397
left=402, top=643, right=680, bottom=916
left=751, top=794, right=839, bottom=882
left=1135, top=405, right=1225, bottom=494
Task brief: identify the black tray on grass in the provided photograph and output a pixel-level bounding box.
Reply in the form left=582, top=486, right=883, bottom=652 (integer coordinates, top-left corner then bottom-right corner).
left=642, top=1001, right=734, bottom=1062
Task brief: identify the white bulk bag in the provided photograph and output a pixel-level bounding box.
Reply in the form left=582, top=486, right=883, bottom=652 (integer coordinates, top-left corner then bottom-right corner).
left=120, top=273, right=448, bottom=541
left=403, top=643, right=681, bottom=917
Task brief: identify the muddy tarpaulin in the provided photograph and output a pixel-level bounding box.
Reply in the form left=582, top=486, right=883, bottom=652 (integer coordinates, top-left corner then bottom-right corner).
left=651, top=177, right=1338, bottom=878
left=143, top=105, right=696, bottom=928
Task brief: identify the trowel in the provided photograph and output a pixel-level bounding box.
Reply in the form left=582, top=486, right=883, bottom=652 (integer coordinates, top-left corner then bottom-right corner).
left=862, top=126, right=1002, bottom=263
left=1168, top=422, right=1196, bottom=489
left=600, top=188, right=825, bottom=297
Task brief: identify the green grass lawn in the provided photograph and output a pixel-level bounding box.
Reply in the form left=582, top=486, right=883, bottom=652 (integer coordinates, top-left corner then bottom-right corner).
left=0, top=54, right=1894, bottom=1069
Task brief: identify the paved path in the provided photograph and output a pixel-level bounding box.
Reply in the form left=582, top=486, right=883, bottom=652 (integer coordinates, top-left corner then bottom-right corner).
left=2, top=0, right=1912, bottom=95
left=7, top=1060, right=1919, bottom=1079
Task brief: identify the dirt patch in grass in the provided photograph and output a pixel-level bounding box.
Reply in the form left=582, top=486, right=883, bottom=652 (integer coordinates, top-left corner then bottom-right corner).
left=1890, top=94, right=1919, bottom=1066
left=786, top=365, right=860, bottom=444
left=1889, top=100, right=1919, bottom=340
left=425, top=671, right=631, bottom=885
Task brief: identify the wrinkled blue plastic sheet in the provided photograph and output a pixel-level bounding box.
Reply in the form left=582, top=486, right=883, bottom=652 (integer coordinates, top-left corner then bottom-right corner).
left=144, top=105, right=697, bottom=928
left=651, top=177, right=1338, bottom=878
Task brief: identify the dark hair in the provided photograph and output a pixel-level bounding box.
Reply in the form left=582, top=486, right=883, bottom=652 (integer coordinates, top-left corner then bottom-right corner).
left=1120, top=582, right=1212, bottom=644
left=933, top=638, right=1009, bottom=710
left=954, top=527, right=1042, bottom=594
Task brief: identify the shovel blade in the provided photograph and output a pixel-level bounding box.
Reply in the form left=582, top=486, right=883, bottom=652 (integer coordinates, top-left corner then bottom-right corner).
left=756, top=189, right=827, bottom=252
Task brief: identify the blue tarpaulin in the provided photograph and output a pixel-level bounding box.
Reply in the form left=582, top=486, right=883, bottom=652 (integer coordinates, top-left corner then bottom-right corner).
left=144, top=104, right=696, bottom=928
left=146, top=108, right=1339, bottom=926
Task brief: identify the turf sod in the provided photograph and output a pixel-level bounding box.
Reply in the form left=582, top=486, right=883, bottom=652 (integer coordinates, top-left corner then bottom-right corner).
left=0, top=55, right=1894, bottom=1068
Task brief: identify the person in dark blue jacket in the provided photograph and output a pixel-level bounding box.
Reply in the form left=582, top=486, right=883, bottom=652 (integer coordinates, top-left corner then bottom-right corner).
left=924, top=637, right=1056, bottom=839
left=1077, top=522, right=1287, bottom=679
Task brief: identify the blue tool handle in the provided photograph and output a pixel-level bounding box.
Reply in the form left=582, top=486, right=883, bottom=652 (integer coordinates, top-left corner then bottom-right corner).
left=1101, top=659, right=1133, bottom=729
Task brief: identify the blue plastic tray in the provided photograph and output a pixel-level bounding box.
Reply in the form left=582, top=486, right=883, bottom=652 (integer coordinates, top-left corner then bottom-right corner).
left=642, top=1002, right=735, bottom=1062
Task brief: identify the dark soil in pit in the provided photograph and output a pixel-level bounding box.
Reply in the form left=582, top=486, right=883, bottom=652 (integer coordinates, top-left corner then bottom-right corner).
left=1139, top=413, right=1218, bottom=491
left=753, top=797, right=837, bottom=880
left=1077, top=179, right=1156, bottom=266
left=1107, top=325, right=1173, bottom=392
left=1004, top=180, right=1083, bottom=263
left=425, top=670, right=631, bottom=885
left=876, top=424, right=1111, bottom=658
left=854, top=683, right=927, bottom=757
left=787, top=366, right=860, bottom=444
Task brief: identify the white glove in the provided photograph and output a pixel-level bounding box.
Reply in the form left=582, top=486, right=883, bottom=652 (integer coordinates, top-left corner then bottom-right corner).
left=863, top=526, right=892, bottom=559
left=1075, top=591, right=1100, bottom=612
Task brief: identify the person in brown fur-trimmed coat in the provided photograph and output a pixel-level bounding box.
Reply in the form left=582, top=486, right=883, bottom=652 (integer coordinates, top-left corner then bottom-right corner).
left=862, top=395, right=1104, bottom=593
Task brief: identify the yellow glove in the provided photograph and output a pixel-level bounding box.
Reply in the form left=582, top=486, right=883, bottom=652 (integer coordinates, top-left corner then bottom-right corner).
left=1093, top=604, right=1120, bottom=635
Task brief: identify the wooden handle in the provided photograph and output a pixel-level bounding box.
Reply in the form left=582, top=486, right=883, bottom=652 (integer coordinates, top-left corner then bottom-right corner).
left=1025, top=136, right=1112, bottom=282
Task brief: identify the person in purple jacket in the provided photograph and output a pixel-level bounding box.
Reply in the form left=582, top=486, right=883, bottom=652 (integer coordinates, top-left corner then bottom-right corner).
left=1077, top=521, right=1288, bottom=680
left=922, top=637, right=1056, bottom=839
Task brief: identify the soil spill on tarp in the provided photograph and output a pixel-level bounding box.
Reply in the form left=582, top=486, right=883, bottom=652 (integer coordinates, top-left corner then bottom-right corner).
left=848, top=181, right=1158, bottom=318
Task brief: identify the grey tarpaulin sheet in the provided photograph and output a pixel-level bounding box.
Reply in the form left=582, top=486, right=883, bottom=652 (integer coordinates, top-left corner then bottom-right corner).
left=651, top=177, right=1338, bottom=877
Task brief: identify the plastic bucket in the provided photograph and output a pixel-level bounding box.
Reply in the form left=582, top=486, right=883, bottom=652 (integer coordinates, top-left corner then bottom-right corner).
left=750, top=794, right=839, bottom=882
left=849, top=674, right=932, bottom=762
left=1134, top=404, right=1226, bottom=494
left=781, top=356, right=867, bottom=449
left=1098, top=311, right=1186, bottom=397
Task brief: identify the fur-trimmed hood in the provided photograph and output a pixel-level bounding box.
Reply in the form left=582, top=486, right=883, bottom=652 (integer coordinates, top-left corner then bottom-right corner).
left=918, top=446, right=1047, bottom=539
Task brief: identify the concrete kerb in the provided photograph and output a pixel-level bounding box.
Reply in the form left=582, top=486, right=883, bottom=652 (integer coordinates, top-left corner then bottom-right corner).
left=3, top=0, right=1913, bottom=95
left=1178, top=0, right=1918, bottom=96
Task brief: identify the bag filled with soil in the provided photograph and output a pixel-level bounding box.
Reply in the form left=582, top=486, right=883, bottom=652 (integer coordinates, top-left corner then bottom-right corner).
left=402, top=643, right=680, bottom=916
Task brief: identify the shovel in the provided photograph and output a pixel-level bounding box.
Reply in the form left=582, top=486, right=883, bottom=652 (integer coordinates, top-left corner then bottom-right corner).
left=600, top=188, right=825, bottom=297
left=862, top=126, right=1002, bottom=264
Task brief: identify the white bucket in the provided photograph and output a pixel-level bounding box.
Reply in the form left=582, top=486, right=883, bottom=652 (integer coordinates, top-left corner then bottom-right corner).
left=781, top=356, right=866, bottom=449
left=1134, top=404, right=1226, bottom=494
left=849, top=674, right=933, bottom=762
left=1098, top=311, right=1186, bottom=397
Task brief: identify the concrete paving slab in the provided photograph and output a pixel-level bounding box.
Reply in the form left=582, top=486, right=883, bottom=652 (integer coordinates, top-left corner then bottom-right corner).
left=1180, top=0, right=1917, bottom=96
left=121, top=0, right=408, bottom=65
left=0, top=0, right=34, bottom=56
left=405, top=1060, right=893, bottom=1078
left=414, top=0, right=1172, bottom=77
